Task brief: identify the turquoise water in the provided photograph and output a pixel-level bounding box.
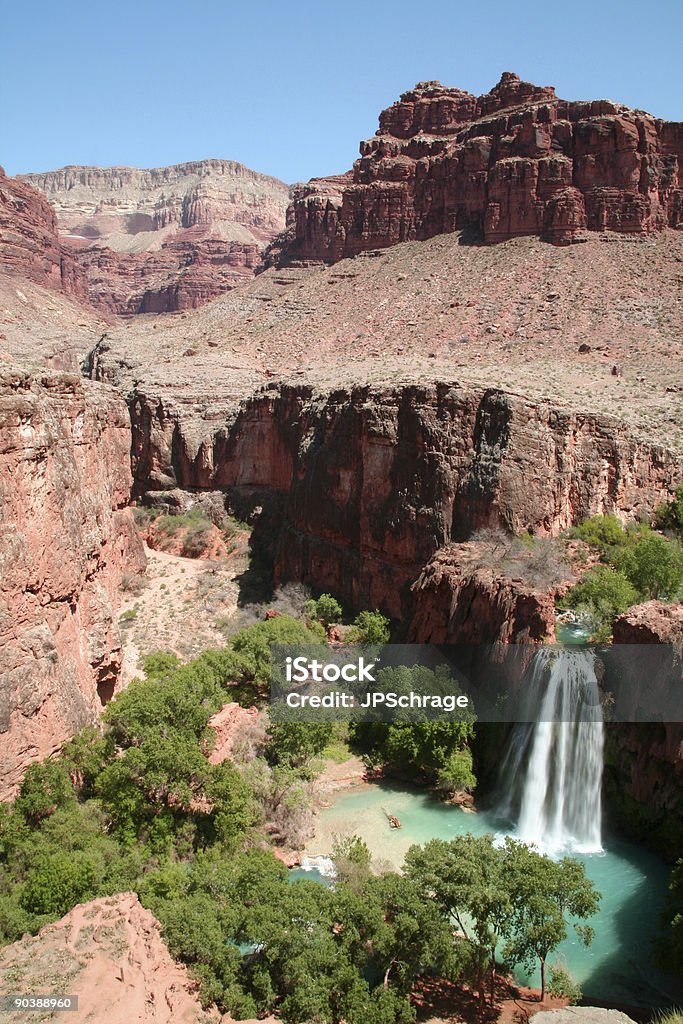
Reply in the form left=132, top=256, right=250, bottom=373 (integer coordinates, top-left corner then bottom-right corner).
left=297, top=781, right=681, bottom=1008
left=555, top=621, right=592, bottom=645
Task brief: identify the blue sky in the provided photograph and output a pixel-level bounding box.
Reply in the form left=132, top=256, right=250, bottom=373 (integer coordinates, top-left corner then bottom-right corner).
left=2, top=0, right=682, bottom=184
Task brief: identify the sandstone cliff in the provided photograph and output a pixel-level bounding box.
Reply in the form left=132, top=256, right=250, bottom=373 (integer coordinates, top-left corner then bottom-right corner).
left=277, top=72, right=683, bottom=263
left=0, top=367, right=145, bottom=800
left=0, top=893, right=212, bottom=1024
left=22, top=160, right=290, bottom=315
left=606, top=602, right=683, bottom=860
left=408, top=541, right=559, bottom=644
left=0, top=169, right=88, bottom=302
left=122, top=381, right=677, bottom=621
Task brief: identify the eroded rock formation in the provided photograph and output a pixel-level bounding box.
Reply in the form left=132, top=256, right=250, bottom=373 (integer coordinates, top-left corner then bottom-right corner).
left=126, top=381, right=677, bottom=620
left=0, top=366, right=145, bottom=799
left=22, top=160, right=290, bottom=314
left=606, top=602, right=683, bottom=860
left=0, top=169, right=88, bottom=301
left=408, top=543, right=558, bottom=644
left=278, top=72, right=683, bottom=262
left=0, top=893, right=211, bottom=1024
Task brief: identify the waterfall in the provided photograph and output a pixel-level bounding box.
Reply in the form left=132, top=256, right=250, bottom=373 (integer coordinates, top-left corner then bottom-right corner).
left=497, top=648, right=604, bottom=856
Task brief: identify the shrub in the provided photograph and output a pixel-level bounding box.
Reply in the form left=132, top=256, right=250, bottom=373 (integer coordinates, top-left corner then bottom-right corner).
left=612, top=531, right=683, bottom=600
left=559, top=565, right=638, bottom=641
left=654, top=484, right=683, bottom=536
left=547, top=963, right=582, bottom=1003
left=347, top=609, right=391, bottom=645
left=303, top=593, right=343, bottom=627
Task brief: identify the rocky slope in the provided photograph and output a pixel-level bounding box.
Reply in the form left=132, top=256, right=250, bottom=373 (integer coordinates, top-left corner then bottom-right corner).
left=0, top=366, right=145, bottom=799
left=22, top=161, right=290, bottom=314
left=276, top=72, right=683, bottom=263
left=0, top=168, right=88, bottom=302
left=0, top=893, right=212, bottom=1024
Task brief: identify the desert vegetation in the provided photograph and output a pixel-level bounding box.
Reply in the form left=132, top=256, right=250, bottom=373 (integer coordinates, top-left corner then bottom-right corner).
left=0, top=590, right=604, bottom=1022
left=558, top=513, right=683, bottom=640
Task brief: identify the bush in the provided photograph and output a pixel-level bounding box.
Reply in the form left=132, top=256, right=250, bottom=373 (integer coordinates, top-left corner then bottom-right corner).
left=303, top=593, right=343, bottom=627
left=547, top=963, right=582, bottom=1003
left=654, top=484, right=683, bottom=536
left=612, top=531, right=683, bottom=600
left=559, top=565, right=638, bottom=641
left=347, top=609, right=391, bottom=645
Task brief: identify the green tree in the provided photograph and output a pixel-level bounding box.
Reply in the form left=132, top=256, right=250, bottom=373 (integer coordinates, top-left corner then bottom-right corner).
left=265, top=720, right=334, bottom=770
left=347, top=610, right=391, bottom=645
left=560, top=565, right=638, bottom=641
left=503, top=842, right=600, bottom=1001
left=614, top=531, right=683, bottom=599
left=654, top=484, right=683, bottom=535
left=304, top=594, right=343, bottom=627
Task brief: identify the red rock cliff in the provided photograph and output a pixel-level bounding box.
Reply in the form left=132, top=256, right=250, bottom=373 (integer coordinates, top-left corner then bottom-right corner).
left=278, top=72, right=683, bottom=262
left=21, top=160, right=290, bottom=315
left=0, top=367, right=146, bottom=800
left=606, top=602, right=683, bottom=860
left=0, top=169, right=88, bottom=301
left=127, top=381, right=678, bottom=620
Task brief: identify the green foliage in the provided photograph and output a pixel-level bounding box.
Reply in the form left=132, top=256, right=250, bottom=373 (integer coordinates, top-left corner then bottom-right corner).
left=654, top=484, right=683, bottom=535
left=570, top=514, right=628, bottom=553
left=656, top=858, right=683, bottom=979
left=265, top=721, right=334, bottom=770
left=404, top=834, right=600, bottom=1005
left=347, top=610, right=391, bottom=645
left=303, top=593, right=343, bottom=627
left=547, top=963, right=582, bottom=1002
left=563, top=516, right=683, bottom=638
left=13, top=760, right=76, bottom=825
left=559, top=565, right=639, bottom=641
left=350, top=665, right=476, bottom=793
left=611, top=530, right=683, bottom=600
left=21, top=851, right=97, bottom=916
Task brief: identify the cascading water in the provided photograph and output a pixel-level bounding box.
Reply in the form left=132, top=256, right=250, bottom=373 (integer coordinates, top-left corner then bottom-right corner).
left=497, top=648, right=604, bottom=856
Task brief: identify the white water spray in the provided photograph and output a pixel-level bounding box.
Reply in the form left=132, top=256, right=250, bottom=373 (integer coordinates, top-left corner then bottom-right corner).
left=498, top=649, right=604, bottom=856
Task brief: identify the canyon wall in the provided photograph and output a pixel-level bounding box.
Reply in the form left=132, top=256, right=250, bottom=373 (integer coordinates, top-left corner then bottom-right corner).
left=605, top=602, right=683, bottom=860
left=0, top=366, right=145, bottom=799
left=21, top=160, right=290, bottom=315
left=0, top=168, right=88, bottom=301
left=126, top=381, right=678, bottom=620
left=277, top=72, right=683, bottom=263
left=408, top=543, right=558, bottom=644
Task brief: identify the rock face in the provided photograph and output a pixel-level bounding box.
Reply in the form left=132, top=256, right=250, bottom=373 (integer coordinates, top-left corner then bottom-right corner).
left=0, top=170, right=88, bottom=301
left=0, top=893, right=211, bottom=1024
left=278, top=72, right=683, bottom=262
left=126, top=381, right=677, bottom=620
left=22, top=161, right=290, bottom=315
left=0, top=367, right=145, bottom=800
left=408, top=543, right=558, bottom=643
left=606, top=601, right=683, bottom=860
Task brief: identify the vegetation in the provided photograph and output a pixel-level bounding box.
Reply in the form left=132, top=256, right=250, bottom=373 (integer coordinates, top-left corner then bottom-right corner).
left=654, top=484, right=683, bottom=537
left=404, top=834, right=599, bottom=1005
left=559, top=514, right=683, bottom=640
left=656, top=858, right=683, bottom=979
left=0, top=588, right=607, bottom=1021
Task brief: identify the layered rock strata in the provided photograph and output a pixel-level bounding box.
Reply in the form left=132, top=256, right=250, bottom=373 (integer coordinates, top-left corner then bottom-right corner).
left=0, top=366, right=145, bottom=799
left=0, top=168, right=88, bottom=301
left=278, top=72, right=683, bottom=262
left=125, top=381, right=677, bottom=620
left=21, top=160, right=290, bottom=315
